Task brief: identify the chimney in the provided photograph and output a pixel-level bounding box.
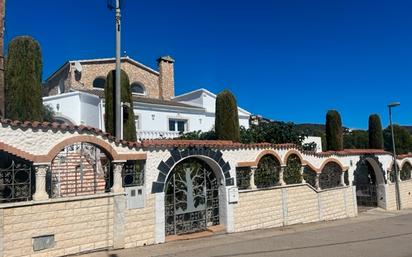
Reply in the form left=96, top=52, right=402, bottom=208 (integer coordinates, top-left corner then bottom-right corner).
left=157, top=56, right=175, bottom=100
left=0, top=0, right=5, bottom=117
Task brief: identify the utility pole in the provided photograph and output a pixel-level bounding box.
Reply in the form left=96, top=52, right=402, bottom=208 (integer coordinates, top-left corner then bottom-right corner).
left=115, top=0, right=122, bottom=139
left=388, top=102, right=401, bottom=210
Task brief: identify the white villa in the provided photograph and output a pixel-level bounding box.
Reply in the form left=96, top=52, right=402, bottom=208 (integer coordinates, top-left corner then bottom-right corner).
left=42, top=56, right=251, bottom=139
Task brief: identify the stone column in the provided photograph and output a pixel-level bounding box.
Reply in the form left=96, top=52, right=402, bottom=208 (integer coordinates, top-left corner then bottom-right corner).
left=249, top=166, right=257, bottom=189
left=300, top=165, right=306, bottom=184
left=32, top=165, right=50, bottom=201
left=387, top=170, right=392, bottom=184
left=112, top=161, right=125, bottom=193
left=340, top=171, right=346, bottom=186
left=315, top=173, right=321, bottom=190
left=278, top=166, right=286, bottom=186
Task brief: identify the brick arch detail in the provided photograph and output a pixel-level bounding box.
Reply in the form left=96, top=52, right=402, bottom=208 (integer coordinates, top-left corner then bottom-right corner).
left=400, top=159, right=412, bottom=170
left=319, top=158, right=348, bottom=173
left=45, top=135, right=119, bottom=162
left=152, top=148, right=233, bottom=193
left=283, top=149, right=307, bottom=166
left=255, top=150, right=283, bottom=166
left=0, top=135, right=146, bottom=163
left=388, top=160, right=400, bottom=171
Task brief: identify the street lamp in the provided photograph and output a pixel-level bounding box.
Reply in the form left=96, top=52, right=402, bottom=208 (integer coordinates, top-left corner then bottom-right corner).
left=388, top=101, right=401, bottom=210
left=108, top=0, right=122, bottom=140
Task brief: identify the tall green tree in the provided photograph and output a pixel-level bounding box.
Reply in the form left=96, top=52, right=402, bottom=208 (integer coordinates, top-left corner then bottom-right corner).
left=5, top=36, right=43, bottom=121
left=215, top=89, right=240, bottom=141
left=104, top=70, right=137, bottom=141
left=325, top=110, right=343, bottom=151
left=368, top=114, right=384, bottom=149
left=383, top=125, right=412, bottom=154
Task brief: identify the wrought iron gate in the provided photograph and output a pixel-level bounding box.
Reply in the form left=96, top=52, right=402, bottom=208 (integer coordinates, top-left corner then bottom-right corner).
left=165, top=158, right=219, bottom=236
left=356, top=185, right=377, bottom=207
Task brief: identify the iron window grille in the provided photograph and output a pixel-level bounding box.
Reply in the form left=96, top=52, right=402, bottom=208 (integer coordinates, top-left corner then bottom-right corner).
left=236, top=167, right=251, bottom=190
left=254, top=155, right=280, bottom=188
left=0, top=160, right=33, bottom=203
left=319, top=162, right=342, bottom=189
left=400, top=163, right=412, bottom=181
left=284, top=155, right=302, bottom=185
left=303, top=166, right=317, bottom=188
left=122, top=160, right=145, bottom=187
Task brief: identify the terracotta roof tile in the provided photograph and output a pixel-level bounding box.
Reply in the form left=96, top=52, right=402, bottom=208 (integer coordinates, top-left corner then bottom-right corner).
left=317, top=149, right=390, bottom=156
left=0, top=118, right=136, bottom=147
left=140, top=140, right=296, bottom=150
left=0, top=119, right=404, bottom=157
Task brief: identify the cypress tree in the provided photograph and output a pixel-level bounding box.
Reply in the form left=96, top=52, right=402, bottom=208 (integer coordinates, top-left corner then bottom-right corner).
left=104, top=70, right=137, bottom=141
left=368, top=114, right=384, bottom=149
left=215, top=89, right=240, bottom=142
left=5, top=36, right=43, bottom=121
left=325, top=110, right=343, bottom=151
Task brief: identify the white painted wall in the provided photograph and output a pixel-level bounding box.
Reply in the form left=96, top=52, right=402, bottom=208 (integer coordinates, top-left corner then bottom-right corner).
left=303, top=136, right=323, bottom=152
left=43, top=92, right=101, bottom=128
left=45, top=89, right=251, bottom=139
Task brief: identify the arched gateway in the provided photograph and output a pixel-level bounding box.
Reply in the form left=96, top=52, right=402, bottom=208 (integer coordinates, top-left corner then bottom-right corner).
left=354, top=156, right=386, bottom=209
left=165, top=158, right=220, bottom=235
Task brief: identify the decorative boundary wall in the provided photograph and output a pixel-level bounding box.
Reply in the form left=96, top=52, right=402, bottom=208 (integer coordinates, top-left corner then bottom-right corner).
left=1, top=120, right=412, bottom=257
left=234, top=184, right=356, bottom=232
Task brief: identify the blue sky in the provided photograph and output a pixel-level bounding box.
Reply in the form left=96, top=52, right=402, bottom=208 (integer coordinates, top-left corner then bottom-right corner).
left=5, top=0, right=412, bottom=129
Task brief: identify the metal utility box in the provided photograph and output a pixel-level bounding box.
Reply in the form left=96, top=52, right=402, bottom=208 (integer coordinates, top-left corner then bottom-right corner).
left=125, top=186, right=145, bottom=209
left=228, top=187, right=239, bottom=203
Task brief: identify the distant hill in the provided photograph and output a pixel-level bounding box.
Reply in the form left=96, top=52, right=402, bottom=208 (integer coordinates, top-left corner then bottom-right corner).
left=403, top=126, right=412, bottom=134
left=295, top=123, right=325, bottom=136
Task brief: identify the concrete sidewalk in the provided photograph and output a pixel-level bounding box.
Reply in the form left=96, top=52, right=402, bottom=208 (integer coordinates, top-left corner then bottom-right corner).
left=82, top=208, right=412, bottom=257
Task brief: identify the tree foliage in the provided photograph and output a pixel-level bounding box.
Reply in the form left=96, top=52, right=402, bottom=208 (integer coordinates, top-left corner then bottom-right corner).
left=240, top=122, right=306, bottom=145
left=368, top=114, right=384, bottom=149
left=178, top=130, right=217, bottom=140
left=325, top=110, right=343, bottom=151
left=104, top=70, right=137, bottom=141
left=5, top=36, right=43, bottom=121
left=343, top=130, right=368, bottom=149
left=383, top=125, right=412, bottom=154
left=42, top=104, right=55, bottom=122
left=215, top=90, right=240, bottom=142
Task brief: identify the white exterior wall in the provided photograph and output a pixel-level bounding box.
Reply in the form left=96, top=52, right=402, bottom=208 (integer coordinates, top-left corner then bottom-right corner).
left=43, top=93, right=82, bottom=125
left=43, top=92, right=101, bottom=128
left=303, top=136, right=323, bottom=152
left=43, top=89, right=251, bottom=139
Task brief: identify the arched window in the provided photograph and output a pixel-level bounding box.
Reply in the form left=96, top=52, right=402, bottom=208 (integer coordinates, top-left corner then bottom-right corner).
left=254, top=155, right=280, bottom=188
left=284, top=154, right=302, bottom=184
left=93, top=77, right=106, bottom=89
left=303, top=166, right=317, bottom=188
left=48, top=142, right=112, bottom=198
left=400, top=162, right=412, bottom=181
left=131, top=82, right=145, bottom=95
left=320, top=162, right=342, bottom=189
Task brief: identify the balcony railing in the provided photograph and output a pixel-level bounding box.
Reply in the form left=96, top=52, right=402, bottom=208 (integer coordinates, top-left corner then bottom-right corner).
left=137, top=130, right=181, bottom=140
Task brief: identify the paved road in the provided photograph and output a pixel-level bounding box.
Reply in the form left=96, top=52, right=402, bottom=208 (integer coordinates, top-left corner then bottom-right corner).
left=86, top=209, right=412, bottom=257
